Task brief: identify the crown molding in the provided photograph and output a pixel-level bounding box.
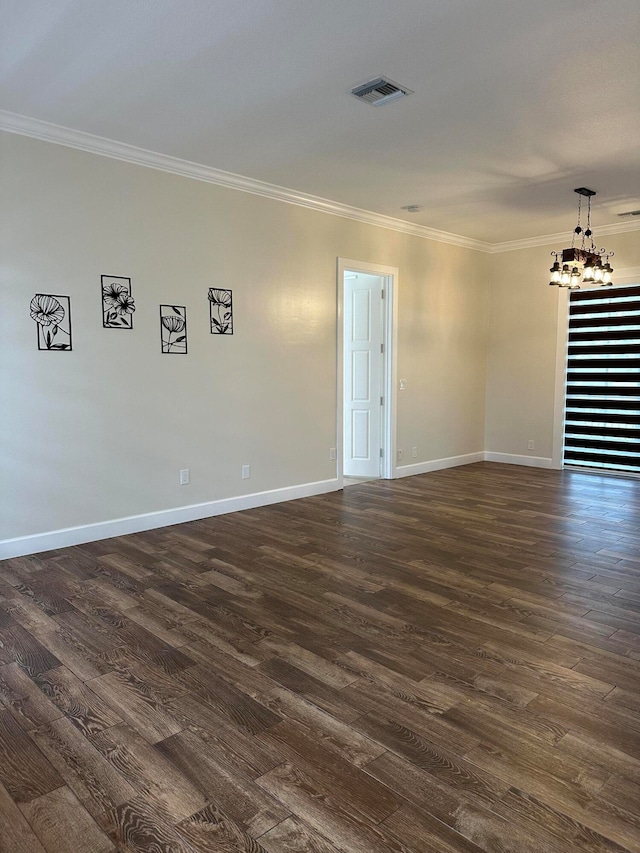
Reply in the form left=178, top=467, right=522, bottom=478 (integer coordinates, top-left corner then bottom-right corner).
left=3, top=110, right=639, bottom=253
left=0, top=110, right=491, bottom=252
left=489, top=219, right=640, bottom=253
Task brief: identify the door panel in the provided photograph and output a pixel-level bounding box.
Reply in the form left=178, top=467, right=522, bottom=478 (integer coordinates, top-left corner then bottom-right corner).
left=352, top=410, right=370, bottom=459
left=352, top=351, right=370, bottom=401
left=352, top=289, right=371, bottom=340
left=344, top=274, right=383, bottom=478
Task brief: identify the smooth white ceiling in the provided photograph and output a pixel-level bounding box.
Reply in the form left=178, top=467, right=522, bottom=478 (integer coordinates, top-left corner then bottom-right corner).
left=2, top=0, right=640, bottom=244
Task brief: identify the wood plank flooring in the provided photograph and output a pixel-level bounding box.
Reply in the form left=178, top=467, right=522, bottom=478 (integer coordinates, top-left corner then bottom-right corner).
left=1, top=461, right=640, bottom=852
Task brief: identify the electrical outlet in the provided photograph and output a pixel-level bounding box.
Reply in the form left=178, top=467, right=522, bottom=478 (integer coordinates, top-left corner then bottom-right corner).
left=412, top=446, right=417, bottom=458
left=179, top=468, right=190, bottom=485
left=527, top=440, right=535, bottom=451
left=242, top=465, right=251, bottom=479
left=397, top=449, right=403, bottom=462
left=399, top=379, right=407, bottom=391
left=329, top=447, right=336, bottom=460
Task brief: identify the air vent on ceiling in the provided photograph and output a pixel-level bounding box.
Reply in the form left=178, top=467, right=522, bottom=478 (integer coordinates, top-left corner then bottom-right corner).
left=618, top=209, right=640, bottom=217
left=350, top=77, right=413, bottom=106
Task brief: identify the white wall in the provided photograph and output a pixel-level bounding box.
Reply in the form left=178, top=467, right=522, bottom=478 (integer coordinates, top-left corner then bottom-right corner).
left=0, top=132, right=488, bottom=554
left=485, top=232, right=640, bottom=464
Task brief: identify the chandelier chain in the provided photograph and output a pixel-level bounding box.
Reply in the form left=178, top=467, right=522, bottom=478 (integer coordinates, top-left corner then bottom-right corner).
left=572, top=195, right=581, bottom=248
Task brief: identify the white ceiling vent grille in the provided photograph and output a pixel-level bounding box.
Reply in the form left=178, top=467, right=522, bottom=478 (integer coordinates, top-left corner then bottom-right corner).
left=350, top=77, right=413, bottom=106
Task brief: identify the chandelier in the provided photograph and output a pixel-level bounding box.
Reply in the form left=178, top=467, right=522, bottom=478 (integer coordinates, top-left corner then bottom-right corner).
left=549, top=188, right=613, bottom=289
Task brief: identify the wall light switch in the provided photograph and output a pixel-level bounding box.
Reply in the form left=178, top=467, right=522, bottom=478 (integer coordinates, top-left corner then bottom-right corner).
left=179, top=469, right=190, bottom=485
left=242, top=465, right=251, bottom=479
left=329, top=448, right=336, bottom=460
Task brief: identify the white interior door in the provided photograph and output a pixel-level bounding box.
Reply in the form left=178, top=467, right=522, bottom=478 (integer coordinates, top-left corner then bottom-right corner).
left=343, top=273, right=384, bottom=478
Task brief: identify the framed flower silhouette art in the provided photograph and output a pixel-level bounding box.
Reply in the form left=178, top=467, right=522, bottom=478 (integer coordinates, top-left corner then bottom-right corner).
left=30, top=294, right=72, bottom=351
left=208, top=288, right=233, bottom=335
left=102, top=275, right=135, bottom=328
left=160, top=304, right=188, bottom=354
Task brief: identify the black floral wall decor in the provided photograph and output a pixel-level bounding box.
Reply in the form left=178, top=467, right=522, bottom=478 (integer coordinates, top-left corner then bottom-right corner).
left=208, top=288, right=233, bottom=334
left=30, top=294, right=72, bottom=351
left=102, top=275, right=135, bottom=328
left=160, top=304, right=188, bottom=354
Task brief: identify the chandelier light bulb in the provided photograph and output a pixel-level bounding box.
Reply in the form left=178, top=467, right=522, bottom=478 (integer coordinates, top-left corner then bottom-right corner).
left=549, top=259, right=562, bottom=285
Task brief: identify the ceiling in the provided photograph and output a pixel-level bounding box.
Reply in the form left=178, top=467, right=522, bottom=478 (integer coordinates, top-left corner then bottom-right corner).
left=2, top=0, right=640, bottom=245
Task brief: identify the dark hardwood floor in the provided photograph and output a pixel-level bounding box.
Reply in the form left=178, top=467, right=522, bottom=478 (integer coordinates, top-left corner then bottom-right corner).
left=1, top=461, right=640, bottom=852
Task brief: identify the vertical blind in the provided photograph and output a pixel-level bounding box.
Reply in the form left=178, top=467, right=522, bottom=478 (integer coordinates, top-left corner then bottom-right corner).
left=565, top=284, right=640, bottom=473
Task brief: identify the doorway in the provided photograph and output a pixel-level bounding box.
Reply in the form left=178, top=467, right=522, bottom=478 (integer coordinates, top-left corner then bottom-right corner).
left=337, top=259, right=398, bottom=484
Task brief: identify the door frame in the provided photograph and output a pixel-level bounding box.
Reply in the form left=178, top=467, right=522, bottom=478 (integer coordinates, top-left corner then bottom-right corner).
left=551, top=286, right=570, bottom=469
left=337, top=257, right=399, bottom=483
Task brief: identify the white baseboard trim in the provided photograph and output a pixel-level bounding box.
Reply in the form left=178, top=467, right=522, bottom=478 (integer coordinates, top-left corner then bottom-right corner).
left=0, top=452, right=559, bottom=561
left=0, top=478, right=340, bottom=561
left=484, top=452, right=553, bottom=469
left=396, top=452, right=485, bottom=478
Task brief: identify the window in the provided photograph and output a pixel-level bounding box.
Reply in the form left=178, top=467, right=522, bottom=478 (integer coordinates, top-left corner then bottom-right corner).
left=564, top=284, right=640, bottom=474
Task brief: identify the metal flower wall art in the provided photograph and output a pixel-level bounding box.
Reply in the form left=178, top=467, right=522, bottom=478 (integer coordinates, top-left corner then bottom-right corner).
left=101, top=275, right=136, bottom=328
left=208, top=288, right=233, bottom=334
left=30, top=294, right=72, bottom=351
left=160, top=304, right=188, bottom=354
